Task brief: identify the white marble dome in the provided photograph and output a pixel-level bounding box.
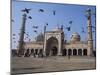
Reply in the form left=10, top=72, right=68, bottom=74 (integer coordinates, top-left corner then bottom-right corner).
left=70, top=32, right=81, bottom=42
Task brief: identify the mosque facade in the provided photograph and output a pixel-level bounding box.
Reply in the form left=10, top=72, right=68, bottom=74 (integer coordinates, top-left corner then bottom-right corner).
left=24, top=27, right=92, bottom=57
left=14, top=9, right=94, bottom=57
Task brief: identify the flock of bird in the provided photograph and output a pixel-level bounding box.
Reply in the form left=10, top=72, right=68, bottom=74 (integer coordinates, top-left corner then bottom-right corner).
left=11, top=8, right=77, bottom=45
left=12, top=8, right=95, bottom=45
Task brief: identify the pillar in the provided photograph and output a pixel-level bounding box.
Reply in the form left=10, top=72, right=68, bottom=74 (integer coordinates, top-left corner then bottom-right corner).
left=82, top=49, right=83, bottom=56
left=57, top=34, right=62, bottom=56
left=77, top=49, right=78, bottom=55
left=71, top=49, right=73, bottom=56
left=66, top=49, right=68, bottom=56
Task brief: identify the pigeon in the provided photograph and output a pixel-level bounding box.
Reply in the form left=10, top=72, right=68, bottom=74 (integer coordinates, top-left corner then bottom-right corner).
left=33, top=26, right=38, bottom=29
left=39, top=9, right=44, bottom=12
left=11, top=19, right=14, bottom=22
left=69, top=21, right=73, bottom=24
left=66, top=27, right=70, bottom=31
left=13, top=34, right=15, bottom=36
left=53, top=10, right=56, bottom=15
left=34, top=30, right=37, bottom=33
left=28, top=16, right=32, bottom=19
left=46, top=23, right=48, bottom=26
left=21, top=8, right=31, bottom=13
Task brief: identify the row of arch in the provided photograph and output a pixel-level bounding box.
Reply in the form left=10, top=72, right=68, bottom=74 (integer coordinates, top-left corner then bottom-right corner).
left=62, top=49, right=87, bottom=56
left=24, top=49, right=44, bottom=57
left=12, top=48, right=88, bottom=57
left=24, top=48, right=87, bottom=57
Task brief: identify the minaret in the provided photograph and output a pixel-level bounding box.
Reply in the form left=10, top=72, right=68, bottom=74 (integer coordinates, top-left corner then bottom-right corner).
left=18, top=13, right=27, bottom=56
left=60, top=25, right=64, bottom=55
left=86, top=8, right=93, bottom=56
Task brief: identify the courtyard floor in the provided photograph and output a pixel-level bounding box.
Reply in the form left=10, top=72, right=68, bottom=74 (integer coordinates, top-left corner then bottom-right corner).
left=11, top=56, right=96, bottom=74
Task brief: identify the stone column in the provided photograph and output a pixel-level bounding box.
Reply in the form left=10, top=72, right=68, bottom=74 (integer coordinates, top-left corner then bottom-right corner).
left=58, top=38, right=61, bottom=55
left=82, top=49, right=83, bottom=56
left=66, top=50, right=68, bottom=56
left=57, top=34, right=62, bottom=56
left=71, top=49, right=73, bottom=56
left=43, top=37, right=46, bottom=56
left=77, top=49, right=78, bottom=55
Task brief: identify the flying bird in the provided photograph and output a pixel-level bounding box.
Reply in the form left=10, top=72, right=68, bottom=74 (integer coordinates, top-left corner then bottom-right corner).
left=28, top=16, right=32, bottom=19
left=66, top=26, right=71, bottom=31
left=53, top=10, right=56, bottom=15
left=21, top=8, right=31, bottom=13
left=46, top=23, right=48, bottom=26
left=26, top=33, right=29, bottom=36
left=92, top=31, right=95, bottom=33
left=34, top=30, right=37, bottom=33
left=13, top=37, right=15, bottom=39
left=39, top=9, right=44, bottom=12
left=69, top=21, right=73, bottom=24
left=14, top=41, right=16, bottom=43
left=13, top=34, right=15, bottom=36
left=11, top=19, right=14, bottom=22
left=33, top=25, right=38, bottom=29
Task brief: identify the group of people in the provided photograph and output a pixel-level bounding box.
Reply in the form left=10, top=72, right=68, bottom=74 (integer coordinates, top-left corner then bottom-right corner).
left=12, top=49, right=44, bottom=58
left=24, top=49, right=44, bottom=58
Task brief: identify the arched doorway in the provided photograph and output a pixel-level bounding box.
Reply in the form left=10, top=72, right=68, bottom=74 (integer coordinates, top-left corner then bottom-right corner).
left=68, top=49, right=72, bottom=55
left=31, top=49, right=34, bottom=54
left=24, top=49, right=30, bottom=57
left=83, top=49, right=87, bottom=55
left=62, top=49, right=67, bottom=56
left=73, top=49, right=77, bottom=55
left=35, top=49, right=38, bottom=55
left=30, top=49, right=34, bottom=55
left=78, top=49, right=82, bottom=56
left=51, top=46, right=58, bottom=56
left=38, top=49, right=43, bottom=57
left=46, top=37, right=58, bottom=56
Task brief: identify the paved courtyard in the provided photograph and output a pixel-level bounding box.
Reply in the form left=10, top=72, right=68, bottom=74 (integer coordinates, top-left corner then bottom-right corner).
left=11, top=56, right=96, bottom=74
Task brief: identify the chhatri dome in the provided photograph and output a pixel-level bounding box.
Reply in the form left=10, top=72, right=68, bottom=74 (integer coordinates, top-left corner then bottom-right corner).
left=70, top=32, right=81, bottom=42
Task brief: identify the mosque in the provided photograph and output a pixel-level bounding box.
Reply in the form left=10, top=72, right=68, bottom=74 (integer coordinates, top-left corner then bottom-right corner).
left=24, top=25, right=93, bottom=57
left=14, top=9, right=94, bottom=57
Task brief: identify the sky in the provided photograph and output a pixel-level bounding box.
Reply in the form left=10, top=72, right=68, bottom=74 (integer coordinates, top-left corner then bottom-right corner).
left=12, top=0, right=96, bottom=49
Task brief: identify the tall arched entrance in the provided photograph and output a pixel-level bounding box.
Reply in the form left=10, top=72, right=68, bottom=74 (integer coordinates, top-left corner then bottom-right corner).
left=83, top=49, right=87, bottom=55
left=62, top=49, right=67, bottom=56
left=73, top=49, right=77, bottom=55
left=51, top=46, right=58, bottom=56
left=78, top=49, right=82, bottom=56
left=68, top=49, right=72, bottom=55
left=46, top=37, right=58, bottom=56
